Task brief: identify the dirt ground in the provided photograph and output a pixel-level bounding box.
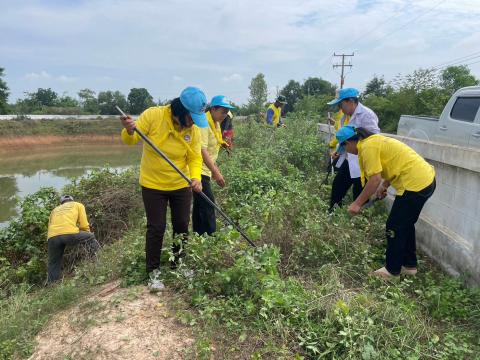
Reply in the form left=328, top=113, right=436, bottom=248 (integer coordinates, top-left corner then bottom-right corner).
left=28, top=282, right=195, bottom=360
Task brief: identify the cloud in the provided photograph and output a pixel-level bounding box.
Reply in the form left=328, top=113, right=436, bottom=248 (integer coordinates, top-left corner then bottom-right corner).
left=173, top=75, right=184, bottom=82
left=24, top=71, right=77, bottom=83
left=24, top=70, right=51, bottom=80
left=222, top=73, right=242, bottom=82
left=57, top=75, right=77, bottom=82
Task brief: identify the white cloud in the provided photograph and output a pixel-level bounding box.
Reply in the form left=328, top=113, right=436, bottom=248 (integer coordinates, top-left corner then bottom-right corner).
left=222, top=73, right=242, bottom=82
left=173, top=75, right=184, bottom=82
left=24, top=70, right=51, bottom=80
left=57, top=75, right=77, bottom=82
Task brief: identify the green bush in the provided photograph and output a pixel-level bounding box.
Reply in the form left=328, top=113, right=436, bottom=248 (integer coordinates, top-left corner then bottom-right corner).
left=0, top=168, right=143, bottom=293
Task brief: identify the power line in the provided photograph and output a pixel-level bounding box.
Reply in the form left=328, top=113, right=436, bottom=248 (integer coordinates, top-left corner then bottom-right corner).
left=434, top=58, right=480, bottom=72
left=340, top=3, right=409, bottom=52
left=354, top=0, right=447, bottom=52
left=432, top=51, right=480, bottom=70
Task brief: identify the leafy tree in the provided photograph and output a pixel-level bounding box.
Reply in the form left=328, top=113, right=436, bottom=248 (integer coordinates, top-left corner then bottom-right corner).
left=440, top=65, right=479, bottom=93
left=293, top=94, right=332, bottom=117
left=31, top=88, right=58, bottom=107
left=301, top=77, right=336, bottom=97
left=362, top=95, right=397, bottom=132
left=98, top=90, right=127, bottom=115
left=127, top=88, right=154, bottom=114
left=56, top=93, right=79, bottom=108
left=78, top=88, right=99, bottom=114
left=364, top=75, right=392, bottom=97
left=279, top=80, right=302, bottom=113
left=14, top=92, right=41, bottom=114
left=392, top=68, right=438, bottom=93
left=0, top=67, right=9, bottom=114
left=247, top=73, right=268, bottom=114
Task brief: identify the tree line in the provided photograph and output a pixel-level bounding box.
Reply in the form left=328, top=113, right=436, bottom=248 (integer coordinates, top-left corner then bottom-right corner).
left=243, top=65, right=478, bottom=132
left=1, top=65, right=479, bottom=131
left=0, top=72, right=156, bottom=115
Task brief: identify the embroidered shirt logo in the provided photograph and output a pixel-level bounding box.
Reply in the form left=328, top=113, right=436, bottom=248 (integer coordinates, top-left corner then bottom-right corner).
left=184, top=134, right=191, bottom=142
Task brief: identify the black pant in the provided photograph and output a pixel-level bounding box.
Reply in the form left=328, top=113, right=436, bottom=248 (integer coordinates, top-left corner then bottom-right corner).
left=141, top=186, right=192, bottom=273
left=329, top=159, right=363, bottom=211
left=47, top=231, right=98, bottom=283
left=192, top=175, right=216, bottom=236
left=385, top=179, right=436, bottom=275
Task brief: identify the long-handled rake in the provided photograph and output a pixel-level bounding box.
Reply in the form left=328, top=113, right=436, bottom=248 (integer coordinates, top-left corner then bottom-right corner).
left=115, top=106, right=256, bottom=248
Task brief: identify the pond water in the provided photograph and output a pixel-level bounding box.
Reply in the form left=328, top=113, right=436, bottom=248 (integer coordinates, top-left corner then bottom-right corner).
left=0, top=143, right=142, bottom=228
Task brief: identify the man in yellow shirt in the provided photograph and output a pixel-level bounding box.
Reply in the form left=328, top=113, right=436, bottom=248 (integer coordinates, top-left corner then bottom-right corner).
left=193, top=95, right=234, bottom=236
left=265, top=95, right=287, bottom=127
left=120, top=86, right=205, bottom=292
left=336, top=125, right=436, bottom=279
left=47, top=195, right=98, bottom=283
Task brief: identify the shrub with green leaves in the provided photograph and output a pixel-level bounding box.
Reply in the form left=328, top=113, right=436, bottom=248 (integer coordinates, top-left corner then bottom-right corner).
left=0, top=168, right=143, bottom=293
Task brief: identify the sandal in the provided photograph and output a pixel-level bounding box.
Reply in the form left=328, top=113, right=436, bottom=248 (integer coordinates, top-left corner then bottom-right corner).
left=370, top=267, right=399, bottom=281
left=401, top=266, right=417, bottom=276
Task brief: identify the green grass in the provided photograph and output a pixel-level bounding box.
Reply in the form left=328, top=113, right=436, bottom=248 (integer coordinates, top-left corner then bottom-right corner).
left=0, top=225, right=145, bottom=359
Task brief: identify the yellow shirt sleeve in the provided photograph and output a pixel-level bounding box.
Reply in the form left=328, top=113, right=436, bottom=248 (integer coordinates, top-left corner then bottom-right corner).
left=328, top=112, right=345, bottom=149
left=200, top=126, right=209, bottom=149
left=360, top=145, right=383, bottom=178
left=329, top=137, right=338, bottom=149
left=77, top=203, right=90, bottom=232
left=188, top=126, right=203, bottom=180
left=121, top=108, right=153, bottom=145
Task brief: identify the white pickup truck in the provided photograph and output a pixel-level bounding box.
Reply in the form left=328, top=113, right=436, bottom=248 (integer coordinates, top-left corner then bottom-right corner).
left=397, top=86, right=480, bottom=148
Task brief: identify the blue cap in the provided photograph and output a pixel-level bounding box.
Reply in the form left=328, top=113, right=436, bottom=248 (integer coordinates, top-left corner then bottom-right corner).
left=327, top=88, right=359, bottom=106
left=335, top=125, right=357, bottom=154
left=180, top=86, right=208, bottom=128
left=210, top=95, right=235, bottom=109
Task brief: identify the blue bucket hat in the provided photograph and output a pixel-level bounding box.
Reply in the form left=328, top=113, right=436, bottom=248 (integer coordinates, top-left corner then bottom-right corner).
left=180, top=86, right=208, bottom=128
left=210, top=95, right=235, bottom=109
left=335, top=125, right=357, bottom=154
left=327, top=87, right=359, bottom=106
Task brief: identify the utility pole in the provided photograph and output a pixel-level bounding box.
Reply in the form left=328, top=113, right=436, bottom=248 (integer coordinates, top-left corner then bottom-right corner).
left=333, top=53, right=354, bottom=89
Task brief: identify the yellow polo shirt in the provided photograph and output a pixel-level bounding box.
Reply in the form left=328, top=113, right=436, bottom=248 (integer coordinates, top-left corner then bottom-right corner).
left=47, top=201, right=90, bottom=239
left=121, top=105, right=202, bottom=191
left=200, top=111, right=223, bottom=177
left=267, top=104, right=282, bottom=126
left=329, top=110, right=350, bottom=149
left=358, top=134, right=435, bottom=195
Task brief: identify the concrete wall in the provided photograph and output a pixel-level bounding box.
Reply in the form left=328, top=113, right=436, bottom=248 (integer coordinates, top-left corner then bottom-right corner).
left=318, top=123, right=480, bottom=284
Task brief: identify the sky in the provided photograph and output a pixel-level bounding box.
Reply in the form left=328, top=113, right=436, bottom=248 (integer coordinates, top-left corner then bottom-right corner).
left=1, top=0, right=480, bottom=105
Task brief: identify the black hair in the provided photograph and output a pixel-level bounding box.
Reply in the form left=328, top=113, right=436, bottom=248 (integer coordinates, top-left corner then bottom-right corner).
left=205, top=105, right=222, bottom=112
left=347, top=127, right=374, bottom=142
left=345, top=97, right=359, bottom=104
left=170, top=97, right=190, bottom=128
left=221, top=113, right=233, bottom=132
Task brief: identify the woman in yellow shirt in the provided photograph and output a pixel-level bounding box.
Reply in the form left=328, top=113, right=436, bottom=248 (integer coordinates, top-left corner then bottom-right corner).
left=193, top=95, right=234, bottom=236
left=47, top=195, right=98, bottom=283
left=335, top=125, right=436, bottom=279
left=121, top=86, right=206, bottom=292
